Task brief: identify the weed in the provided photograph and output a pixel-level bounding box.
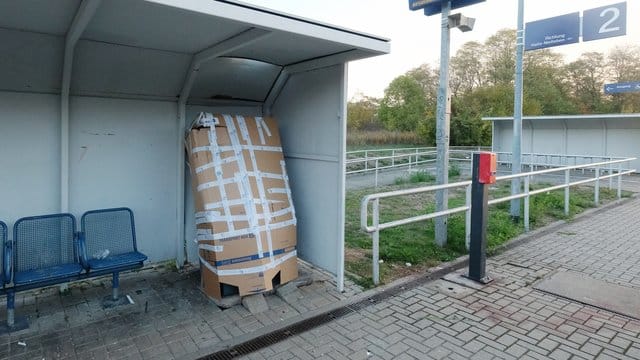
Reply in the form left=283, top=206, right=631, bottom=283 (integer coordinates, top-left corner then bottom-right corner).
left=345, top=180, right=633, bottom=286
left=347, top=130, right=426, bottom=146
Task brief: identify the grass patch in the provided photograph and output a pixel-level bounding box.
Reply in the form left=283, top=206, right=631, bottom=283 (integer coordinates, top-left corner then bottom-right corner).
left=394, top=170, right=436, bottom=185
left=347, top=131, right=426, bottom=147
left=345, top=181, right=632, bottom=288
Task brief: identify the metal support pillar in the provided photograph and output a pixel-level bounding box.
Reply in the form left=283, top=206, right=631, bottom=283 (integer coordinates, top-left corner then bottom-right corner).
left=0, top=291, right=28, bottom=333
left=435, top=0, right=452, bottom=246
left=112, top=272, right=120, bottom=301
left=467, top=153, right=492, bottom=284
left=510, top=0, right=525, bottom=221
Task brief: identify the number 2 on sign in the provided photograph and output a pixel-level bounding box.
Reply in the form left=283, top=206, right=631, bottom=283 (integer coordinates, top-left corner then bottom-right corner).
left=599, top=7, right=621, bottom=34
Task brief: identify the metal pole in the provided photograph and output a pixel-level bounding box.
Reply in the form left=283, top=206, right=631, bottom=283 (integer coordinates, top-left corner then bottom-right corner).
left=372, top=199, right=380, bottom=285
left=465, top=184, right=472, bottom=250
left=617, top=163, right=622, bottom=199
left=595, top=167, right=600, bottom=206
left=435, top=0, right=451, bottom=247
left=609, top=157, right=613, bottom=189
left=564, top=169, right=570, bottom=216
left=524, top=176, right=530, bottom=232
left=375, top=159, right=379, bottom=188
left=467, top=153, right=491, bottom=283
left=511, top=0, right=525, bottom=221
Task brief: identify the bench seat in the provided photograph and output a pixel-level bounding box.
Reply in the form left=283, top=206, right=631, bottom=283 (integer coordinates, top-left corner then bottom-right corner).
left=14, top=263, right=83, bottom=286
left=87, top=251, right=147, bottom=271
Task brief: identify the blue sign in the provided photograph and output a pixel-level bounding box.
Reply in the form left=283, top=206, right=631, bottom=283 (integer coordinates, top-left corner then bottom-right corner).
left=408, top=0, right=485, bottom=16
left=525, top=12, right=580, bottom=51
left=604, top=82, right=640, bottom=94
left=583, top=2, right=627, bottom=42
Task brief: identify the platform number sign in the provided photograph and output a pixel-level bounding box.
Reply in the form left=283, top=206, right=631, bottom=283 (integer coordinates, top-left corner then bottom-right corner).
left=583, top=2, right=627, bottom=42
left=525, top=2, right=627, bottom=51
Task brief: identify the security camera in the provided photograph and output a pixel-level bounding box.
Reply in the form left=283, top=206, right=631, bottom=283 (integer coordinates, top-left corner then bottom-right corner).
left=449, top=13, right=476, bottom=32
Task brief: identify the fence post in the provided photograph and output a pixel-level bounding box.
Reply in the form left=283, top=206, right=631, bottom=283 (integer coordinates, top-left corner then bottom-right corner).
left=618, top=162, right=622, bottom=199
left=465, top=184, right=472, bottom=251
left=364, top=151, right=368, bottom=172
left=595, top=166, right=600, bottom=206
left=372, top=198, right=380, bottom=285
left=524, top=176, right=530, bottom=232
left=564, top=169, right=570, bottom=216
left=609, top=157, right=613, bottom=190
left=392, top=150, right=395, bottom=167
left=375, top=158, right=379, bottom=188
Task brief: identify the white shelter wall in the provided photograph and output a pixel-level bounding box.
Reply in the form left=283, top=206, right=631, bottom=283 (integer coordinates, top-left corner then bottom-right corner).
left=0, top=92, right=61, bottom=231
left=69, top=97, right=179, bottom=262
left=271, top=64, right=346, bottom=276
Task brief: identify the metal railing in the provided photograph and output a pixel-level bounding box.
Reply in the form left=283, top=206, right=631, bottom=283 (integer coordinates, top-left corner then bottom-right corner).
left=346, top=147, right=488, bottom=187
left=346, top=147, right=487, bottom=173
left=360, top=157, right=637, bottom=285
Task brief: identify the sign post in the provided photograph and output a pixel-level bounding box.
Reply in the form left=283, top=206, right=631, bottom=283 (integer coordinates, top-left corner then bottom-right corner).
left=409, top=0, right=485, bottom=246
left=434, top=1, right=452, bottom=247
left=511, top=0, right=524, bottom=221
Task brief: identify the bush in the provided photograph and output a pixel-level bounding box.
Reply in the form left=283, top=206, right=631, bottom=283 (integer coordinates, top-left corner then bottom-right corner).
left=347, top=130, right=426, bottom=146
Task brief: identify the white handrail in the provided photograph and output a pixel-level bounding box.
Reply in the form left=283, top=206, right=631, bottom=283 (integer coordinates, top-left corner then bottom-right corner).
left=360, top=157, right=637, bottom=285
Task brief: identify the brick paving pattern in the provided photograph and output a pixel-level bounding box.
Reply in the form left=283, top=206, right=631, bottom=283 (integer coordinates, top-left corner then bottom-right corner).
left=249, top=196, right=640, bottom=359
left=0, top=261, right=360, bottom=359
left=2, top=194, right=640, bottom=359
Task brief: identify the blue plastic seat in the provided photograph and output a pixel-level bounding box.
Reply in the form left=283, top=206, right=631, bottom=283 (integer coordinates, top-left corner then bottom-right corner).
left=13, top=213, right=80, bottom=287
left=81, top=208, right=147, bottom=272
left=0, top=221, right=8, bottom=287
left=87, top=251, right=147, bottom=270
left=14, top=263, right=83, bottom=285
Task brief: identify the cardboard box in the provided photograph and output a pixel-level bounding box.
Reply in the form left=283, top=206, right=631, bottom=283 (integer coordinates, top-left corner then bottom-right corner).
left=187, top=113, right=298, bottom=300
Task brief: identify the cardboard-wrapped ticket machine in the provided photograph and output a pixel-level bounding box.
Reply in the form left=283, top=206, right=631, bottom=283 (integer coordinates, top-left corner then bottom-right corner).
left=187, top=113, right=298, bottom=300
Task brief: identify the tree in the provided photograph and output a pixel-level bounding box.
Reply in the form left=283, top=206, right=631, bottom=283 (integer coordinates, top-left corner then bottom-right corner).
left=378, top=75, right=427, bottom=132
left=607, top=46, right=640, bottom=113
left=524, top=49, right=575, bottom=115
left=347, top=95, right=381, bottom=130
left=450, top=41, right=485, bottom=96
left=565, top=52, right=609, bottom=113
left=484, top=29, right=516, bottom=86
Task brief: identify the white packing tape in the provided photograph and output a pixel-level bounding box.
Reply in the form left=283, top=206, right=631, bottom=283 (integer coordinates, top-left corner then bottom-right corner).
left=237, top=115, right=274, bottom=261
left=206, top=123, right=235, bottom=232
left=200, top=250, right=297, bottom=276
left=195, top=156, right=237, bottom=174
left=192, top=145, right=283, bottom=154
left=280, top=160, right=297, bottom=220
left=267, top=188, right=288, bottom=194
left=194, top=112, right=220, bottom=128
left=196, top=218, right=296, bottom=241
left=203, top=198, right=257, bottom=211
left=224, top=115, right=264, bottom=257
left=199, top=244, right=224, bottom=253
left=257, top=117, right=272, bottom=137
left=196, top=176, right=238, bottom=192
left=255, top=117, right=266, bottom=145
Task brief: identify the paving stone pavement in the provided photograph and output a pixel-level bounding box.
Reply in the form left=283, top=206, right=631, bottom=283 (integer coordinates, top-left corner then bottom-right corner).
left=0, top=261, right=361, bottom=359
left=2, top=186, right=639, bottom=359
left=247, top=196, right=640, bottom=359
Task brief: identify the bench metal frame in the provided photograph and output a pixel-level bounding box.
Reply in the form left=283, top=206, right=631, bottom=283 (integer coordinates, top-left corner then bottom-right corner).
left=1, top=208, right=147, bottom=331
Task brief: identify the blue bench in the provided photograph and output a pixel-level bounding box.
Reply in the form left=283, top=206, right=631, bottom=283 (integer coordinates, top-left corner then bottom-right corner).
left=2, top=208, right=147, bottom=330
left=0, top=221, right=8, bottom=293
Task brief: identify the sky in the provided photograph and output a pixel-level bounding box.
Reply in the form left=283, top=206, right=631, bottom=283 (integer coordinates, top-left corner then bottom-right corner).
left=240, top=0, right=639, bottom=99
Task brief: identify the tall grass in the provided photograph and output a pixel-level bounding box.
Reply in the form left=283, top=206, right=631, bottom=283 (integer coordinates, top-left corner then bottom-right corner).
left=347, top=130, right=426, bottom=146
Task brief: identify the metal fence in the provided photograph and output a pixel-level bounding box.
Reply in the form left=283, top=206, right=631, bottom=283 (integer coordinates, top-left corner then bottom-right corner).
left=359, top=157, right=637, bottom=285
left=346, top=147, right=635, bottom=188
